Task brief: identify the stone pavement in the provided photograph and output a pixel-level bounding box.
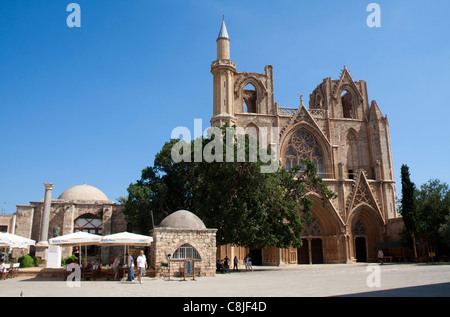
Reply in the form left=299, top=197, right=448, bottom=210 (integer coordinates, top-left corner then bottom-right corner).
left=0, top=263, right=449, bottom=297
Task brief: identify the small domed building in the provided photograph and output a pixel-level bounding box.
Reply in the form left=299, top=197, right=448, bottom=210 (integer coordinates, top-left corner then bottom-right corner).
left=150, top=210, right=217, bottom=277
left=14, top=183, right=126, bottom=264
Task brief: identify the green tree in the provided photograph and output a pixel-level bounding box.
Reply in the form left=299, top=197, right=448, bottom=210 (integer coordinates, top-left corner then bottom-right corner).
left=399, top=164, right=419, bottom=259
left=123, top=126, right=336, bottom=249
left=415, top=179, right=450, bottom=254
left=439, top=212, right=450, bottom=248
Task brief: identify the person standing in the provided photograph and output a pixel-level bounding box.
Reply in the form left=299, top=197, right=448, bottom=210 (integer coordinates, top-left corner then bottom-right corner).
left=136, top=250, right=147, bottom=284
left=113, top=254, right=122, bottom=280
left=233, top=256, right=238, bottom=271
left=377, top=249, right=384, bottom=265
left=126, top=253, right=135, bottom=282
left=246, top=254, right=253, bottom=271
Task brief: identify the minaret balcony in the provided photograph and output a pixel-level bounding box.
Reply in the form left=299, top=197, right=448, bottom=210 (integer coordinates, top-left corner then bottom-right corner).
left=211, top=59, right=236, bottom=69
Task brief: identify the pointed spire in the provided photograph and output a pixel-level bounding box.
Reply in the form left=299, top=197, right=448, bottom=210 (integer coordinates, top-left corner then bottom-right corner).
left=217, top=15, right=229, bottom=40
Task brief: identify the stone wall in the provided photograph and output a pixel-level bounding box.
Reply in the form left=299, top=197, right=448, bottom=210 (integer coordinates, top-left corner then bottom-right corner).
left=150, top=227, right=217, bottom=277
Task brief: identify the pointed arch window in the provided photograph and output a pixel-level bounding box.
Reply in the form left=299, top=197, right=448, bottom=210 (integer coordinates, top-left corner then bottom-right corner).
left=341, top=89, right=355, bottom=119
left=302, top=216, right=322, bottom=237
left=172, top=244, right=201, bottom=260
left=284, top=129, right=324, bottom=177
left=353, top=220, right=366, bottom=236
left=243, top=83, right=257, bottom=113
left=346, top=132, right=358, bottom=179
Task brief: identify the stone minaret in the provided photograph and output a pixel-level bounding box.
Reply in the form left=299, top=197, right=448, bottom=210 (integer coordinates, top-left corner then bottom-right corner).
left=210, top=17, right=236, bottom=127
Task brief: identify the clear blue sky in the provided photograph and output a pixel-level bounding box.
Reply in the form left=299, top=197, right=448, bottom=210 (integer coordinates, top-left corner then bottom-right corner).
left=0, top=0, right=449, bottom=212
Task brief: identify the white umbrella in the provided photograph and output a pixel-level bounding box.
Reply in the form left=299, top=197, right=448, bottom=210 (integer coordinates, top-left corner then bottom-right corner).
left=49, top=231, right=101, bottom=265
left=99, top=232, right=153, bottom=246
left=100, top=232, right=153, bottom=262
left=0, top=232, right=35, bottom=248
left=49, top=231, right=101, bottom=246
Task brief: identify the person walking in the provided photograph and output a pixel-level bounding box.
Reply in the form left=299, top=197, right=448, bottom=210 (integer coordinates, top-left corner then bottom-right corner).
left=247, top=254, right=253, bottom=271
left=126, top=253, right=135, bottom=282
left=377, top=249, right=384, bottom=265
left=136, top=250, right=147, bottom=284
left=233, top=256, right=238, bottom=271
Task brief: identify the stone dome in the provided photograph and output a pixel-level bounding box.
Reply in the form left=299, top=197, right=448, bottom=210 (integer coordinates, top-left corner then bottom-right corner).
left=159, top=210, right=206, bottom=229
left=58, top=184, right=109, bottom=201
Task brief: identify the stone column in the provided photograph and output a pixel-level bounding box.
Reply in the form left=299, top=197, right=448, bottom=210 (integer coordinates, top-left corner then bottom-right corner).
left=35, top=183, right=53, bottom=263
left=39, top=183, right=54, bottom=245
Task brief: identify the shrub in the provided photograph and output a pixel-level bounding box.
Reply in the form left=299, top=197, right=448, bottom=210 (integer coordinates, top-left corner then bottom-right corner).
left=33, top=256, right=41, bottom=267
left=18, top=255, right=35, bottom=268
left=61, top=255, right=84, bottom=266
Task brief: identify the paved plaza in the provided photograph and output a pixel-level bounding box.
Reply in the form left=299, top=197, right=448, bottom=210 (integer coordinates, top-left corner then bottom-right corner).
left=0, top=263, right=449, bottom=297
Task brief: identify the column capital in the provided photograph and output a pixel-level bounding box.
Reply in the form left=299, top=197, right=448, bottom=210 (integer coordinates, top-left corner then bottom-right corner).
left=43, top=183, right=54, bottom=190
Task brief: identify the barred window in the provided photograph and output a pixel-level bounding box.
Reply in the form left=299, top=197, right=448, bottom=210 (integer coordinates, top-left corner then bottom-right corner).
left=74, top=213, right=102, bottom=235
left=172, top=244, right=201, bottom=260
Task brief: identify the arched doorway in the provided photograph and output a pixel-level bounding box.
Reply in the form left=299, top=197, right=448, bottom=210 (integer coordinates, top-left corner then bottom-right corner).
left=355, top=237, right=367, bottom=262
left=297, top=215, right=324, bottom=264
left=311, top=239, right=324, bottom=264
left=353, top=219, right=367, bottom=262
left=297, top=238, right=324, bottom=264
left=297, top=239, right=309, bottom=264
left=349, top=206, right=385, bottom=262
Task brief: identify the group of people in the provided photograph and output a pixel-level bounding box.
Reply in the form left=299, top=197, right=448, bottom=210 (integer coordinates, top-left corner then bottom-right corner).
left=71, top=248, right=148, bottom=284
left=216, top=254, right=254, bottom=272
left=112, top=250, right=148, bottom=284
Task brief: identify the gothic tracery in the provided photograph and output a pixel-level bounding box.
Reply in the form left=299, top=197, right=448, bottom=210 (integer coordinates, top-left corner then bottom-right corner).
left=284, top=129, right=324, bottom=177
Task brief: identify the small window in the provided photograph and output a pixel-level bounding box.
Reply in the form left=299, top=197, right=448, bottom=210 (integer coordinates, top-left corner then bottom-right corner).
left=172, top=244, right=201, bottom=260
left=348, top=169, right=354, bottom=179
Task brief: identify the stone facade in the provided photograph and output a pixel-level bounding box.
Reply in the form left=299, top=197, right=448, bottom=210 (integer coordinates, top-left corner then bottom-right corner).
left=211, top=20, right=403, bottom=264
left=151, top=227, right=217, bottom=277
left=13, top=184, right=126, bottom=264
left=0, top=214, right=16, bottom=234
left=150, top=210, right=217, bottom=277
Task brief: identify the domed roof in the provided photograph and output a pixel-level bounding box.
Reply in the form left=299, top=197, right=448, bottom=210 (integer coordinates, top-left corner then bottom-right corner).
left=58, top=184, right=109, bottom=201
left=159, top=210, right=206, bottom=229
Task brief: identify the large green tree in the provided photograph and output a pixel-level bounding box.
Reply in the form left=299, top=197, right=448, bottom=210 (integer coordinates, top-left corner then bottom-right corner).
left=123, top=126, right=336, bottom=249
left=400, top=164, right=450, bottom=257
left=399, top=164, right=419, bottom=258
left=439, top=213, right=450, bottom=248
left=415, top=179, right=450, bottom=253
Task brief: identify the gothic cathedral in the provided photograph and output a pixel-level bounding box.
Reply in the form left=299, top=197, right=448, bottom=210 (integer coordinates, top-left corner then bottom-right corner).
left=211, top=20, right=403, bottom=264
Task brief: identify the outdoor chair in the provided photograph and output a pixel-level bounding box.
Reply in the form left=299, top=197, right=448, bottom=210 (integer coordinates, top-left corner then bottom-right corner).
left=11, top=263, right=20, bottom=278
left=1, top=264, right=11, bottom=280
left=106, top=268, right=115, bottom=280
left=83, top=268, right=96, bottom=281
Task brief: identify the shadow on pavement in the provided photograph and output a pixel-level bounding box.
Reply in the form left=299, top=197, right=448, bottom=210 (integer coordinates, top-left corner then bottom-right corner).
left=337, top=282, right=450, bottom=297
